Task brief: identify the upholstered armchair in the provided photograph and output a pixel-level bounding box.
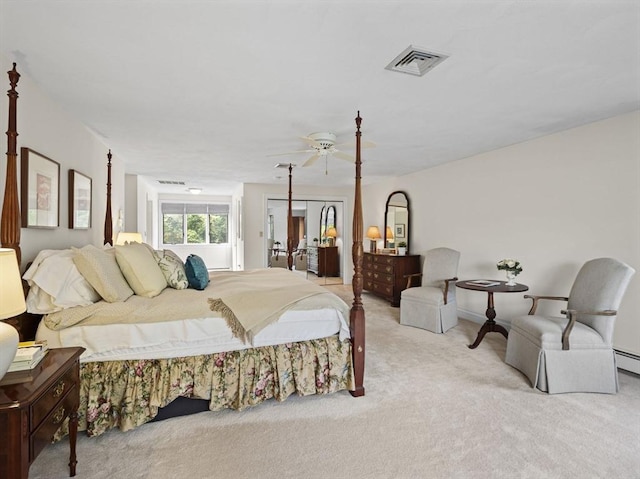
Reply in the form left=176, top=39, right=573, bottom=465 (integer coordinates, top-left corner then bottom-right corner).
left=400, top=247, right=460, bottom=333
left=505, top=258, right=635, bottom=394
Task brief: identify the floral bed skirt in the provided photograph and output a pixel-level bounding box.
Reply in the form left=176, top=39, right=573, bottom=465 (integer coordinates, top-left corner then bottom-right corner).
left=59, top=336, right=353, bottom=438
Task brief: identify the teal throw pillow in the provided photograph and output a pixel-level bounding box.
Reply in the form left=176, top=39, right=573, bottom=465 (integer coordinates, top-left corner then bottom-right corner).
left=185, top=254, right=210, bottom=290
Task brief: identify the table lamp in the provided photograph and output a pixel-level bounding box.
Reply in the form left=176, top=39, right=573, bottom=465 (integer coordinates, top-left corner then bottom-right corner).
left=385, top=226, right=394, bottom=247
left=115, top=231, right=143, bottom=245
left=0, top=248, right=27, bottom=380
left=366, top=226, right=381, bottom=253
left=326, top=227, right=337, bottom=246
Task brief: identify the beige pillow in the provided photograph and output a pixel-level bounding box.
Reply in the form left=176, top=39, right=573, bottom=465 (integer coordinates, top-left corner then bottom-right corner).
left=115, top=243, right=167, bottom=298
left=73, top=245, right=134, bottom=303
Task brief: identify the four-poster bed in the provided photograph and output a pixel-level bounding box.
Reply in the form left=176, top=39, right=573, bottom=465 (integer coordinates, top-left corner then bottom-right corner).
left=0, top=64, right=366, bottom=439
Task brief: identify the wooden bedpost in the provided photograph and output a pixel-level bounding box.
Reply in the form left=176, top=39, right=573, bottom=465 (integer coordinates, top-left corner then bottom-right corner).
left=103, top=150, right=113, bottom=246
left=1, top=63, right=21, bottom=265
left=350, top=111, right=365, bottom=397
left=286, top=163, right=294, bottom=270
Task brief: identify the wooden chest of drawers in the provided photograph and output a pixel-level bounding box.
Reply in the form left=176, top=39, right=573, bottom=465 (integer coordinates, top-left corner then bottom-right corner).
left=363, top=253, right=421, bottom=306
left=307, top=246, right=339, bottom=277
left=0, top=347, right=85, bottom=479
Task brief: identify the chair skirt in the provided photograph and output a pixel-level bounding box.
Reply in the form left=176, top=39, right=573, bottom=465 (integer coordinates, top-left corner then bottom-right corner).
left=400, top=288, right=458, bottom=333
left=505, top=316, right=619, bottom=394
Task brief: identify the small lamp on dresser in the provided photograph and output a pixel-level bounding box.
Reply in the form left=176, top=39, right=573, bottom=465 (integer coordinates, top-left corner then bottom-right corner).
left=0, top=248, right=27, bottom=380
left=366, top=226, right=381, bottom=253
left=326, top=227, right=337, bottom=246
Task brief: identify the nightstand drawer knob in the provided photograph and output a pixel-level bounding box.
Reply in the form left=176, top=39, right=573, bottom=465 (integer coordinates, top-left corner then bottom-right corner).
left=53, top=380, right=65, bottom=398
left=52, top=407, right=66, bottom=425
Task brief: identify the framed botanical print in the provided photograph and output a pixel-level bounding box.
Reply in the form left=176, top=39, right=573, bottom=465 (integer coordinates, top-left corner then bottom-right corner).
left=68, top=169, right=92, bottom=229
left=20, top=147, right=60, bottom=228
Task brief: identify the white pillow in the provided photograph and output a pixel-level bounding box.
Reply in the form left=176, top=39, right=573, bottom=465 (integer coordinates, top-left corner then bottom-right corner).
left=23, top=249, right=101, bottom=314
left=153, top=249, right=189, bottom=290
left=73, top=245, right=134, bottom=303
left=115, top=243, right=167, bottom=298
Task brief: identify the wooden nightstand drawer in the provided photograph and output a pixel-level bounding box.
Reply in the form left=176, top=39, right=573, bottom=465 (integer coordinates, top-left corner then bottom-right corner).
left=31, top=384, right=78, bottom=461
left=31, top=365, right=77, bottom=429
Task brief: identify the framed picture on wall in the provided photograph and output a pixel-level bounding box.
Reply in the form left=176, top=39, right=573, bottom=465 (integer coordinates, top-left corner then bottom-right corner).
left=395, top=224, right=406, bottom=238
left=68, top=169, right=92, bottom=229
left=20, top=147, right=60, bottom=228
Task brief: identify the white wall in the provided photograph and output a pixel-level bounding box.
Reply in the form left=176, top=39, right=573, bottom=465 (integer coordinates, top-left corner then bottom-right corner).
left=0, top=56, right=124, bottom=267
left=363, top=111, right=640, bottom=356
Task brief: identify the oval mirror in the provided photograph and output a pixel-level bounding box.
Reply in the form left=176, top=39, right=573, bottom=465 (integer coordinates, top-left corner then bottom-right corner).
left=384, top=191, right=410, bottom=251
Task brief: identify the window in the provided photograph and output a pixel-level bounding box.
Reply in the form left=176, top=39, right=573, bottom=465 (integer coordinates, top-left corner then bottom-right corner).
left=161, top=202, right=230, bottom=245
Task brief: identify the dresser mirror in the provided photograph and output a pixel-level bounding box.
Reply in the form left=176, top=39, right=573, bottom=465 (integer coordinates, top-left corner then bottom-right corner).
left=266, top=198, right=343, bottom=285
left=384, top=191, right=410, bottom=251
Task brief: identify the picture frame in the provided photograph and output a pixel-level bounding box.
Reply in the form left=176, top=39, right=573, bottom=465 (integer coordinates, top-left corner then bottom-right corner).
left=395, top=223, right=406, bottom=238
left=68, top=169, right=92, bottom=229
left=20, top=147, right=60, bottom=228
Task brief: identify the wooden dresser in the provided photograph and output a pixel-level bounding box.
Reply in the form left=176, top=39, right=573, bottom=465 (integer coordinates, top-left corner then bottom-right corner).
left=307, top=246, right=339, bottom=277
left=0, top=347, right=85, bottom=479
left=363, top=253, right=421, bottom=306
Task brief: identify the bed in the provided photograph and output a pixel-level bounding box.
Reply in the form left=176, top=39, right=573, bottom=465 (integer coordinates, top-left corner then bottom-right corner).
left=0, top=63, right=367, bottom=437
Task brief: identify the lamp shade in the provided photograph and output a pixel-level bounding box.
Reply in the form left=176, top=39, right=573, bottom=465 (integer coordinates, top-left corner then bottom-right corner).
left=115, top=232, right=143, bottom=245
left=386, top=226, right=394, bottom=240
left=326, top=227, right=337, bottom=238
left=0, top=248, right=26, bottom=320
left=366, top=226, right=381, bottom=240
left=0, top=248, right=25, bottom=380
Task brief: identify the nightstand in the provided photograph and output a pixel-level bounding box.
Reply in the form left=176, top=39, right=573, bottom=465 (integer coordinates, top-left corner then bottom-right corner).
left=0, top=347, right=85, bottom=478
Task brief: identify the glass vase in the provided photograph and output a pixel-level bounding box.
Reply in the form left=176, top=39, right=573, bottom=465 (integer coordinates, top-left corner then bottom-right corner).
left=505, top=270, right=517, bottom=286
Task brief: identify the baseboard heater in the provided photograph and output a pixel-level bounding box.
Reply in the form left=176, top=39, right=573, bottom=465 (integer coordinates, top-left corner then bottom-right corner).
left=615, top=350, right=640, bottom=375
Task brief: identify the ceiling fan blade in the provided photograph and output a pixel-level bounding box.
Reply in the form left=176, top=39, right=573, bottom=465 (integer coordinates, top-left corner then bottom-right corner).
left=266, top=149, right=315, bottom=157
left=332, top=150, right=355, bottom=162
left=300, top=136, right=323, bottom=149
left=302, top=152, right=321, bottom=167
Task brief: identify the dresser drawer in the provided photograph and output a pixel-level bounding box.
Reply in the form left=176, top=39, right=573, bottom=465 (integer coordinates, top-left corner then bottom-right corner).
left=372, top=254, right=394, bottom=266
left=371, top=271, right=393, bottom=285
left=372, top=282, right=393, bottom=297
left=30, top=385, right=78, bottom=461
left=371, top=263, right=393, bottom=275
left=31, top=365, right=76, bottom=429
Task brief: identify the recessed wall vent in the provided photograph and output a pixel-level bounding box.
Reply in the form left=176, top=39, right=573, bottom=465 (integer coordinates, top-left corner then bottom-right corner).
left=157, top=180, right=186, bottom=185
left=385, top=45, right=448, bottom=77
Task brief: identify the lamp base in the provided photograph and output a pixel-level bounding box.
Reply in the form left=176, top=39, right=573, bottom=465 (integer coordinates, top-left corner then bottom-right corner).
left=369, top=240, right=377, bottom=253
left=0, top=321, right=19, bottom=380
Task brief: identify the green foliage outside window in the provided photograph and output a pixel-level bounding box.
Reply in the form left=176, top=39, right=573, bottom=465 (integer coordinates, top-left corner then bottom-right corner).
left=163, top=214, right=184, bottom=244
left=161, top=204, right=229, bottom=245
left=209, top=214, right=228, bottom=244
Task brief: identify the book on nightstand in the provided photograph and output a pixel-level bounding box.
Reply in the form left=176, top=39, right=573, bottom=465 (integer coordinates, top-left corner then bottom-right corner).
left=7, top=341, right=48, bottom=372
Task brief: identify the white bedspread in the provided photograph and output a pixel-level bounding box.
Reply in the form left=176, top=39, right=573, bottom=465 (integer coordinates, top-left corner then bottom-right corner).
left=36, top=269, right=351, bottom=363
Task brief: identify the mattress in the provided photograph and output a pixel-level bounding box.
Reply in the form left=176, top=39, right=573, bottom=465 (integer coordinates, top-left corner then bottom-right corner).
left=36, top=307, right=350, bottom=363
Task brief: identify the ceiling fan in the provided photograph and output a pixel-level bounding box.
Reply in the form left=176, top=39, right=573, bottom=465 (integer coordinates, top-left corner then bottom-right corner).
left=269, top=132, right=376, bottom=170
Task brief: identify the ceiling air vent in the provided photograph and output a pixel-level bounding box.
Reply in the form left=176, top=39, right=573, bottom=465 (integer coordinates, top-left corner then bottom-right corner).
left=157, top=180, right=186, bottom=185
left=385, top=45, right=448, bottom=77
left=274, top=163, right=296, bottom=169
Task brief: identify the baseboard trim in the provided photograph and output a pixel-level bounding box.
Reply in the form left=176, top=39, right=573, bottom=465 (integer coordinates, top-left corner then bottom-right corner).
left=458, top=309, right=640, bottom=375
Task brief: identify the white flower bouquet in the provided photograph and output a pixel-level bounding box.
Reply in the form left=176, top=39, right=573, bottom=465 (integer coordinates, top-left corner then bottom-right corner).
left=496, top=258, right=523, bottom=275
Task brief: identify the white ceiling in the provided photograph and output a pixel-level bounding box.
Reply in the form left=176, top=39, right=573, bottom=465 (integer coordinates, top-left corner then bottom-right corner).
left=1, top=1, right=639, bottom=194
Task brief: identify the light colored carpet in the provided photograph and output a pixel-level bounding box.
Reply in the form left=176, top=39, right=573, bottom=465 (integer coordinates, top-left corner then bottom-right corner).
left=30, top=285, right=640, bottom=479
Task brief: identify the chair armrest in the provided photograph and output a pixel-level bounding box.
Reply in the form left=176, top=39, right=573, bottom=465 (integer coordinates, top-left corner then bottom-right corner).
left=559, top=309, right=617, bottom=350
left=442, top=277, right=458, bottom=305
left=524, top=295, right=569, bottom=315
left=404, top=273, right=423, bottom=289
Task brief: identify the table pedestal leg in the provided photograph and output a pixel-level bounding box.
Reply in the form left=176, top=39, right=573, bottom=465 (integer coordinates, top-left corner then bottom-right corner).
left=468, top=291, right=509, bottom=349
